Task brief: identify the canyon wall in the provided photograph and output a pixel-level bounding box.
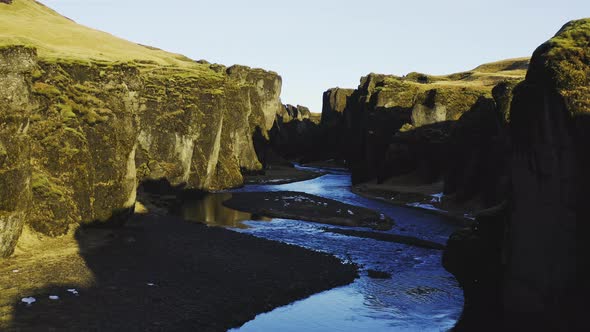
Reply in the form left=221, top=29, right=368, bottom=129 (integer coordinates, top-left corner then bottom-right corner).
left=444, top=19, right=588, bottom=330
left=503, top=18, right=587, bottom=329
left=257, top=103, right=322, bottom=165
left=0, top=46, right=282, bottom=257
left=320, top=60, right=527, bottom=193
left=0, top=46, right=34, bottom=257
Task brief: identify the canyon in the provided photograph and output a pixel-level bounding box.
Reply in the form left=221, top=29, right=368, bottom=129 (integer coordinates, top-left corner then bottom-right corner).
left=0, top=0, right=587, bottom=331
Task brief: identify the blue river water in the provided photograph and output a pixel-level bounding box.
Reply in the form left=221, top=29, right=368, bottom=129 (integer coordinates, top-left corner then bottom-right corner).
left=183, top=166, right=464, bottom=331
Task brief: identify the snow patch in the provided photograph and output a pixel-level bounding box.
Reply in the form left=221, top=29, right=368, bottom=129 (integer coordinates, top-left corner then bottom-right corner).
left=67, top=289, right=79, bottom=296
left=21, top=297, right=36, bottom=305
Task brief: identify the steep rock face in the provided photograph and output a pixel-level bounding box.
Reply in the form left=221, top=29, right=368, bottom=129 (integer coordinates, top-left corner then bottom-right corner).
left=320, top=88, right=354, bottom=160
left=319, top=59, right=528, bottom=184
left=135, top=65, right=281, bottom=190
left=29, top=60, right=142, bottom=237
left=280, top=104, right=311, bottom=122
left=504, top=19, right=588, bottom=329
left=0, top=48, right=282, bottom=256
left=444, top=91, right=512, bottom=207
left=443, top=19, right=588, bottom=331
left=321, top=88, right=353, bottom=127
left=226, top=66, right=282, bottom=171
left=264, top=104, right=321, bottom=163
left=345, top=74, right=501, bottom=183
left=0, top=0, right=283, bottom=257
left=0, top=46, right=34, bottom=257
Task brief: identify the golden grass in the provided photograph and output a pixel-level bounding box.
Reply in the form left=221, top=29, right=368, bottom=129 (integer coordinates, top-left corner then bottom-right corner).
left=0, top=0, right=200, bottom=68
left=424, top=57, right=529, bottom=89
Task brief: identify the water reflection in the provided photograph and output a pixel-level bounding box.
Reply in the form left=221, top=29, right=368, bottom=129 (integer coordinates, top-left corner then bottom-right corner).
left=226, top=166, right=463, bottom=331
left=178, top=192, right=271, bottom=228
left=178, top=166, right=463, bottom=331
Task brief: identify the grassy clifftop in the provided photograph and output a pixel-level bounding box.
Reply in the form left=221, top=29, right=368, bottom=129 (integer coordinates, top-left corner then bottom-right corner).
left=376, top=57, right=529, bottom=95
left=0, top=0, right=283, bottom=255
left=536, top=18, right=589, bottom=116
left=0, top=0, right=199, bottom=67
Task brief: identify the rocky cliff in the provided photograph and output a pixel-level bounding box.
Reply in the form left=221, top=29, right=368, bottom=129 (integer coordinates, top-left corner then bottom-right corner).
left=259, top=104, right=321, bottom=164
left=0, top=46, right=33, bottom=257
left=504, top=18, right=587, bottom=329
left=0, top=0, right=282, bottom=257
left=320, top=58, right=528, bottom=185
left=444, top=19, right=588, bottom=331
left=320, top=88, right=354, bottom=160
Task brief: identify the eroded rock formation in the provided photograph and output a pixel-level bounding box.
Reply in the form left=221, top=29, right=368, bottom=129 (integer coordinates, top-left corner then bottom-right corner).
left=0, top=45, right=282, bottom=257
left=320, top=59, right=528, bottom=185
left=260, top=104, right=322, bottom=164
left=504, top=18, right=587, bottom=329
left=444, top=19, right=588, bottom=331
left=0, top=46, right=34, bottom=257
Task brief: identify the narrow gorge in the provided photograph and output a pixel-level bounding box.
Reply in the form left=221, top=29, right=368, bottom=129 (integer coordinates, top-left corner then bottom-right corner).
left=0, top=1, right=587, bottom=331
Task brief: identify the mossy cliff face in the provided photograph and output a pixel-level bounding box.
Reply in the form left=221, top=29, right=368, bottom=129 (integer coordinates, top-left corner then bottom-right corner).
left=0, top=46, right=34, bottom=257
left=135, top=64, right=281, bottom=190
left=0, top=47, right=282, bottom=257
left=29, top=59, right=142, bottom=237
left=503, top=19, right=588, bottom=328
left=321, top=60, right=527, bottom=184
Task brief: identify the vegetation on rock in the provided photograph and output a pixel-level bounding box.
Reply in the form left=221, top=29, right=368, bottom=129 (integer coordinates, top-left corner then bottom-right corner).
left=0, top=0, right=283, bottom=256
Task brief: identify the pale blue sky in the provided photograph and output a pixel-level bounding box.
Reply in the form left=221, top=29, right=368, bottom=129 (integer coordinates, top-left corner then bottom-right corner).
left=43, top=0, right=589, bottom=112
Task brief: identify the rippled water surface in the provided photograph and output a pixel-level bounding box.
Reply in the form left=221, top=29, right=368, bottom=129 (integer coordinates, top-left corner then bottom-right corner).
left=182, top=165, right=464, bottom=331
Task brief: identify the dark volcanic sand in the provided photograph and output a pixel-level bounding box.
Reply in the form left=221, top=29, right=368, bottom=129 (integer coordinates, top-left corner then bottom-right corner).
left=223, top=191, right=394, bottom=230
left=2, top=212, right=357, bottom=331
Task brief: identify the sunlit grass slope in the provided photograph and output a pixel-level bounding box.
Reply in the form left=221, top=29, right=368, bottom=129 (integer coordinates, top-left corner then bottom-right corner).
left=0, top=0, right=199, bottom=67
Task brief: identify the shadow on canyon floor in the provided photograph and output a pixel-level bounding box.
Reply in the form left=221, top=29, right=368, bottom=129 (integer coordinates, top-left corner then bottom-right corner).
left=4, top=183, right=357, bottom=331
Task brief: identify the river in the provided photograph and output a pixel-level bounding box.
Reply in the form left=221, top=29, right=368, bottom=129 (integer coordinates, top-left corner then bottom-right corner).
left=179, top=166, right=464, bottom=331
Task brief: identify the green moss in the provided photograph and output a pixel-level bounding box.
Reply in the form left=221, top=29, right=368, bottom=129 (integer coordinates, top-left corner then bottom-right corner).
left=57, top=103, right=76, bottom=119
left=399, top=123, right=415, bottom=132
left=541, top=18, right=590, bottom=115
left=31, top=172, right=66, bottom=200
left=32, top=82, right=61, bottom=98
left=31, top=67, right=44, bottom=80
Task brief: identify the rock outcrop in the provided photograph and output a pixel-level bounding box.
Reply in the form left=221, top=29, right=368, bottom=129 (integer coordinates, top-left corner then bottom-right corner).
left=444, top=19, right=588, bottom=331
left=503, top=18, right=587, bottom=329
left=261, top=104, right=321, bottom=164
left=0, top=53, right=282, bottom=256
left=320, top=88, right=354, bottom=160
left=0, top=46, right=34, bottom=257
left=0, top=1, right=283, bottom=257
left=320, top=59, right=528, bottom=185
left=279, top=104, right=312, bottom=122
